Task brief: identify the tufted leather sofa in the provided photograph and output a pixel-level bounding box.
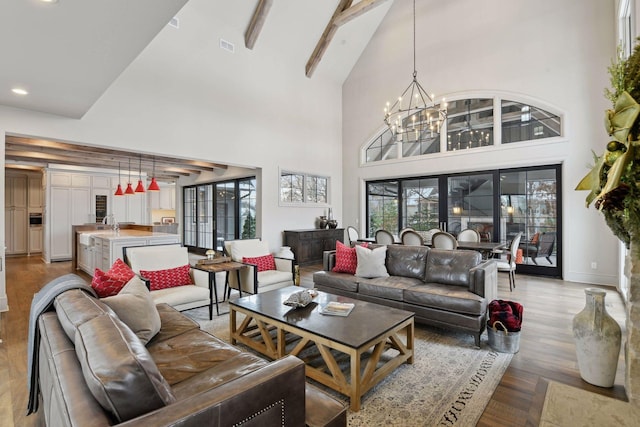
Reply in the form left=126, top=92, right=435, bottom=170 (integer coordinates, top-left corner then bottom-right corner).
left=35, top=283, right=346, bottom=426
left=313, top=245, right=497, bottom=346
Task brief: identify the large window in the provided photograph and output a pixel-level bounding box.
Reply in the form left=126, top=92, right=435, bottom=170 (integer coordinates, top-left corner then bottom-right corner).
left=183, top=177, right=256, bottom=253
left=365, top=165, right=561, bottom=277
left=280, top=171, right=328, bottom=204
left=364, top=95, right=562, bottom=164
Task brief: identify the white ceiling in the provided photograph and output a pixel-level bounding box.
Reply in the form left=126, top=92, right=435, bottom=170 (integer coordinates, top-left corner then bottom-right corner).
left=0, top=0, right=392, bottom=120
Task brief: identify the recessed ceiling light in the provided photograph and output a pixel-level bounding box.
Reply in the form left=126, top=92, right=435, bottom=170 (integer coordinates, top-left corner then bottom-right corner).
left=12, top=88, right=29, bottom=96
left=40, top=0, right=59, bottom=3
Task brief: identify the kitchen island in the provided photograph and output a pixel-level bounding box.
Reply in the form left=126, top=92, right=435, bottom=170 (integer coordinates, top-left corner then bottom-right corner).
left=75, top=228, right=181, bottom=275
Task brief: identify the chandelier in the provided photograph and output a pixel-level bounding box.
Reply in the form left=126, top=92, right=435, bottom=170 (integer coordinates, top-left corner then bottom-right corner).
left=383, top=0, right=447, bottom=142
left=448, top=100, right=490, bottom=150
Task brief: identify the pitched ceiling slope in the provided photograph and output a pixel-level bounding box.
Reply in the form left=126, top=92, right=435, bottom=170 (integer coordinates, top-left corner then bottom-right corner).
left=0, top=0, right=188, bottom=118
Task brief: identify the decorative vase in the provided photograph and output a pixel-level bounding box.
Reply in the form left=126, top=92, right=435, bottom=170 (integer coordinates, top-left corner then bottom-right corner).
left=327, top=219, right=338, bottom=229
left=317, top=216, right=328, bottom=229
left=276, top=246, right=295, bottom=260
left=572, top=288, right=622, bottom=387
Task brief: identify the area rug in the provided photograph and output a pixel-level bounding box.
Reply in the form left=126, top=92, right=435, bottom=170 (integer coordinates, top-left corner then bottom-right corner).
left=185, top=304, right=512, bottom=427
left=539, top=381, right=640, bottom=426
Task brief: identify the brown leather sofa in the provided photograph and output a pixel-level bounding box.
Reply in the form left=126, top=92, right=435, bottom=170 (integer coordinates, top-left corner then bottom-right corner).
left=313, top=245, right=497, bottom=346
left=36, top=283, right=346, bottom=426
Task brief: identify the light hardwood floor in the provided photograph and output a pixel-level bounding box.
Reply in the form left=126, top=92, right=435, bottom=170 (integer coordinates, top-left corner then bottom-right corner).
left=0, top=256, right=628, bottom=427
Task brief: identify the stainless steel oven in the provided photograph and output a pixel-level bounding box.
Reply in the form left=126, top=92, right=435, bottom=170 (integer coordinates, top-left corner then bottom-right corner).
left=29, top=213, right=43, bottom=227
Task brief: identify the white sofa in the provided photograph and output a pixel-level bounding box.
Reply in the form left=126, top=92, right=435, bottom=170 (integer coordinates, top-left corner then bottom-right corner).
left=123, top=244, right=216, bottom=318
left=224, top=239, right=295, bottom=294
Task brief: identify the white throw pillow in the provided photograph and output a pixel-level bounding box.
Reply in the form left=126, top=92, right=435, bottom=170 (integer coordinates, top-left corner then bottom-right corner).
left=355, top=245, right=389, bottom=278
left=102, top=276, right=161, bottom=344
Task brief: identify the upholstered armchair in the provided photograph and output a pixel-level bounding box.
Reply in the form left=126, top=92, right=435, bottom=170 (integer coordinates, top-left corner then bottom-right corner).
left=224, top=239, right=295, bottom=295
left=123, top=244, right=212, bottom=314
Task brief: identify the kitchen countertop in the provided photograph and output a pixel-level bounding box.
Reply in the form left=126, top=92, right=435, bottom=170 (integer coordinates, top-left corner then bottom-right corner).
left=79, top=229, right=177, bottom=242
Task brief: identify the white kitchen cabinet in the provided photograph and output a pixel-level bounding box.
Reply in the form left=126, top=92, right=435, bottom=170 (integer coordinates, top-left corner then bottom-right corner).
left=28, top=175, right=43, bottom=208
left=49, top=186, right=91, bottom=260
left=29, top=227, right=43, bottom=253
left=113, top=193, right=146, bottom=224
left=5, top=175, right=28, bottom=254
left=149, top=184, right=176, bottom=210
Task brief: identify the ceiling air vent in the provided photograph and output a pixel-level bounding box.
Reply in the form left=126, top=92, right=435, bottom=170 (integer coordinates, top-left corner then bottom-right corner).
left=168, top=17, right=179, bottom=29
left=219, top=38, right=235, bottom=53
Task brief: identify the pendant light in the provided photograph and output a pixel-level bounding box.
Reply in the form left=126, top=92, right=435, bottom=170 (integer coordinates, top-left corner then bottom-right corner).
left=124, top=158, right=135, bottom=195
left=135, top=154, right=145, bottom=193
left=147, top=157, right=160, bottom=191
left=114, top=161, right=124, bottom=196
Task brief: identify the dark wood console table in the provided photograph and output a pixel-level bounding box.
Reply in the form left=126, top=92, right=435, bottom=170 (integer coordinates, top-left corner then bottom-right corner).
left=283, top=228, right=344, bottom=265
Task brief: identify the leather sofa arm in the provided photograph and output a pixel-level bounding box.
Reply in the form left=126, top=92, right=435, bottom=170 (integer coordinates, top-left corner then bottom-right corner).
left=118, top=355, right=307, bottom=427
left=323, top=250, right=336, bottom=271
left=469, top=259, right=498, bottom=302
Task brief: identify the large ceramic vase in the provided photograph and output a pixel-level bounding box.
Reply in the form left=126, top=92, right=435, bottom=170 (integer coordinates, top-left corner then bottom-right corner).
left=572, top=288, right=622, bottom=387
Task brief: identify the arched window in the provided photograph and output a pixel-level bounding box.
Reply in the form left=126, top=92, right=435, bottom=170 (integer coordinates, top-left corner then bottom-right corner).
left=363, top=95, right=562, bottom=164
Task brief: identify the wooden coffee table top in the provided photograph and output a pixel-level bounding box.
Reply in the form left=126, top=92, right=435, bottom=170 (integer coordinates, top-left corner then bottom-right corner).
left=230, top=286, right=414, bottom=349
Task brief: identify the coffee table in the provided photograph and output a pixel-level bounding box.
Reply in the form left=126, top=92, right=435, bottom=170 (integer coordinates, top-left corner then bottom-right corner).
left=229, top=286, right=414, bottom=411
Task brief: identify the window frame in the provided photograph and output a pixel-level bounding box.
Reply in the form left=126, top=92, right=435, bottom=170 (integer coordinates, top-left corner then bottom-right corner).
left=279, top=168, right=330, bottom=206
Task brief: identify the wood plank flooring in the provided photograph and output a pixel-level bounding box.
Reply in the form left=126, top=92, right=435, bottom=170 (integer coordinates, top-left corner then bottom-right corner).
left=0, top=256, right=628, bottom=426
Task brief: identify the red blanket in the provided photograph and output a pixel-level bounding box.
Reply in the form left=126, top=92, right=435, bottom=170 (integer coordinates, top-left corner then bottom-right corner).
left=488, top=299, right=523, bottom=332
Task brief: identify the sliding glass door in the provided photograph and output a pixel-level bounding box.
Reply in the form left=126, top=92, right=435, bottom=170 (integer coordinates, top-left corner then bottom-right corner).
left=183, top=177, right=256, bottom=253
left=365, top=165, right=561, bottom=277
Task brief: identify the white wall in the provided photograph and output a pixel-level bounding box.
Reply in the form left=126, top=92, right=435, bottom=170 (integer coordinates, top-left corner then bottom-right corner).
left=342, top=0, right=618, bottom=285
left=0, top=0, right=343, bottom=308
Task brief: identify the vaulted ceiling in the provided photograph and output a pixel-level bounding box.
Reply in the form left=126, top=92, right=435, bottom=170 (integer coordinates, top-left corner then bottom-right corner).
left=2, top=0, right=393, bottom=179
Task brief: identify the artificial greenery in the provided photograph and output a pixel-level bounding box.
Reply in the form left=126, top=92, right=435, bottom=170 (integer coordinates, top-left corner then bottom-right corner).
left=578, top=39, right=640, bottom=247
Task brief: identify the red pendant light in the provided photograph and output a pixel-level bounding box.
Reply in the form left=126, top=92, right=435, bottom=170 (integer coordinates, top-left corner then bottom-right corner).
left=114, top=161, right=124, bottom=196
left=147, top=157, right=160, bottom=191
left=125, top=158, right=135, bottom=195
left=135, top=154, right=145, bottom=193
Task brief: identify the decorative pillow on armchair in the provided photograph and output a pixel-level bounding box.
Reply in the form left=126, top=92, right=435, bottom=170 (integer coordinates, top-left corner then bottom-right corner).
left=332, top=241, right=368, bottom=274
left=140, top=264, right=192, bottom=291
left=355, top=245, right=389, bottom=278
left=91, top=258, right=136, bottom=297
left=242, top=254, right=276, bottom=272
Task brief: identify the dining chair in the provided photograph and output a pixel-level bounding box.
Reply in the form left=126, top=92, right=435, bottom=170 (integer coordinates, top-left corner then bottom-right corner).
left=346, top=226, right=360, bottom=246
left=457, top=229, right=480, bottom=243
left=401, top=230, right=424, bottom=246
left=496, top=232, right=523, bottom=291
left=375, top=229, right=395, bottom=245
left=399, top=227, right=415, bottom=239
left=424, top=228, right=442, bottom=246
left=431, top=231, right=458, bottom=249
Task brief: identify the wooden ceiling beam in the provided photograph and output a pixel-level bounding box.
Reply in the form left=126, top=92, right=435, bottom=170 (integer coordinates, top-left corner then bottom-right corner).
left=305, top=0, right=390, bottom=78
left=333, top=0, right=390, bottom=27
left=245, top=0, right=273, bottom=50
left=305, top=0, right=353, bottom=78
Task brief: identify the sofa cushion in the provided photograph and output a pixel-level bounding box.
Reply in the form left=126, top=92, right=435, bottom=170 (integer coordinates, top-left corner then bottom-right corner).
left=149, top=303, right=200, bottom=344
left=425, top=249, right=481, bottom=287
left=74, top=314, right=175, bottom=422
left=228, top=239, right=270, bottom=262
left=358, top=276, right=423, bottom=302
left=312, top=271, right=359, bottom=293
left=332, top=241, right=367, bottom=274
left=54, top=289, right=113, bottom=342
left=149, top=285, right=210, bottom=307
left=91, top=258, right=136, bottom=297
left=141, top=264, right=193, bottom=291
left=257, top=270, right=293, bottom=286
left=101, top=276, right=161, bottom=344
left=355, top=245, right=389, bottom=278
left=403, top=283, right=487, bottom=316
left=386, top=245, right=429, bottom=281
left=243, top=254, right=276, bottom=272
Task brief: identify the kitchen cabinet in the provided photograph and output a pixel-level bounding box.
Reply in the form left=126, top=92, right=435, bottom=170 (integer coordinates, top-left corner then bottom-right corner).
left=283, top=228, right=344, bottom=265
left=149, top=184, right=175, bottom=210
left=5, top=175, right=28, bottom=254
left=28, top=176, right=43, bottom=208
left=49, top=186, right=91, bottom=260
left=113, top=193, right=146, bottom=224
left=29, top=227, right=43, bottom=253
left=80, top=231, right=181, bottom=275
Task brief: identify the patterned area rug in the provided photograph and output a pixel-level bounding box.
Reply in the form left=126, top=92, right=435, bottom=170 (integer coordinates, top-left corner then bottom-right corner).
left=185, top=303, right=512, bottom=427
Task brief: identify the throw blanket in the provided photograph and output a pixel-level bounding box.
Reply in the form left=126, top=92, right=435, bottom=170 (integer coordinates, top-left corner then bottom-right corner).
left=488, top=299, right=524, bottom=332
left=26, top=274, right=96, bottom=415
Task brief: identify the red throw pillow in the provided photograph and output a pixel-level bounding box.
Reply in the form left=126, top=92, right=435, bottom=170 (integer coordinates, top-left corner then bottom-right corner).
left=91, top=258, right=136, bottom=298
left=242, top=254, right=276, bottom=272
left=140, top=265, right=193, bottom=291
left=332, top=241, right=368, bottom=274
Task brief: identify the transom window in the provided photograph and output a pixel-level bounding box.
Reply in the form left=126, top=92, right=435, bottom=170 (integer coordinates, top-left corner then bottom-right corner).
left=364, top=95, right=562, bottom=163
left=280, top=171, right=328, bottom=204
